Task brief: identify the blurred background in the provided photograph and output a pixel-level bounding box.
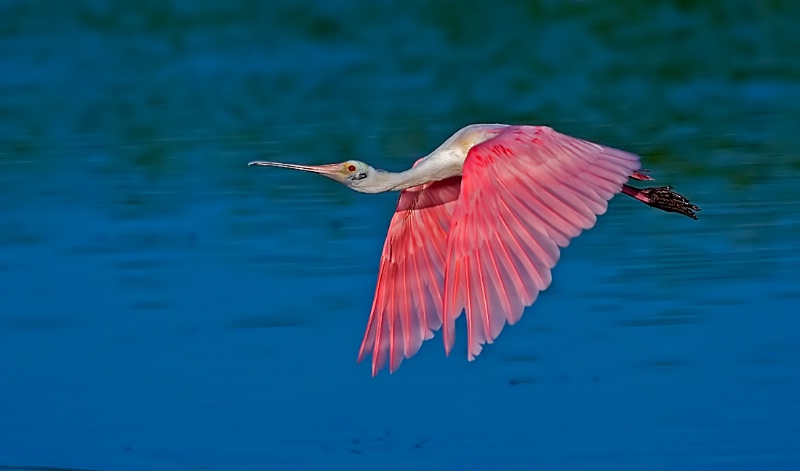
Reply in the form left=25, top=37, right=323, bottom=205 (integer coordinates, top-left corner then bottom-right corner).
left=1, top=1, right=799, bottom=469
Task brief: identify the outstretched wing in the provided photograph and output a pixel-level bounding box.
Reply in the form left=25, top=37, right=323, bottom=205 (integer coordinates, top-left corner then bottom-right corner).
left=358, top=176, right=462, bottom=375
left=442, top=126, right=641, bottom=359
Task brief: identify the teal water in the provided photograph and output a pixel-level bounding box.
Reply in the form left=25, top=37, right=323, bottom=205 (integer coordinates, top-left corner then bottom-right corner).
left=1, top=2, right=800, bottom=470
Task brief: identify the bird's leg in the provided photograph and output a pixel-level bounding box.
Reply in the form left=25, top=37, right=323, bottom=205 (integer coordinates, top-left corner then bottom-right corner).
left=622, top=184, right=700, bottom=220
left=631, top=169, right=654, bottom=181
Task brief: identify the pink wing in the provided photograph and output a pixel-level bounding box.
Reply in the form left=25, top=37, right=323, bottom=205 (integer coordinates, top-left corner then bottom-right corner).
left=358, top=175, right=462, bottom=375
left=442, top=126, right=641, bottom=359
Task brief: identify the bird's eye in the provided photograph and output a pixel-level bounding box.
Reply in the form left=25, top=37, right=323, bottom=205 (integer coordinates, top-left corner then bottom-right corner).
left=347, top=164, right=357, bottom=172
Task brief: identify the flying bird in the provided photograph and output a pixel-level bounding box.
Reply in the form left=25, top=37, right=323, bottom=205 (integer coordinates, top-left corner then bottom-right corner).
left=249, top=124, right=700, bottom=375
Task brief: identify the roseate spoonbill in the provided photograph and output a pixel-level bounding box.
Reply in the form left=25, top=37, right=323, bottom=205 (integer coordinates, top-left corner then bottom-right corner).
left=249, top=124, right=700, bottom=375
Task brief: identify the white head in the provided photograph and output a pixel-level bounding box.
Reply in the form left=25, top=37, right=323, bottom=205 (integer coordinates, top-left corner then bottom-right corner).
left=248, top=159, right=386, bottom=193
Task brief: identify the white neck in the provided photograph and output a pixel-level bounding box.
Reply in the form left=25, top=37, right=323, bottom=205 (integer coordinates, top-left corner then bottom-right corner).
left=350, top=124, right=505, bottom=193
left=357, top=154, right=462, bottom=193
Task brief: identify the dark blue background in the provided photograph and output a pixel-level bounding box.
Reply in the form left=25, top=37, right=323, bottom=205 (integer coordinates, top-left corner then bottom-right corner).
left=1, top=1, right=799, bottom=469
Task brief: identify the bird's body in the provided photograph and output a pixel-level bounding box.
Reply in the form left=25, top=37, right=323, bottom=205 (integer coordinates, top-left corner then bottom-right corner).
left=250, top=124, right=699, bottom=376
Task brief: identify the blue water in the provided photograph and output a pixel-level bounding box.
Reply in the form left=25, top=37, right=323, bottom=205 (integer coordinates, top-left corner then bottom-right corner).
left=2, top=2, right=800, bottom=470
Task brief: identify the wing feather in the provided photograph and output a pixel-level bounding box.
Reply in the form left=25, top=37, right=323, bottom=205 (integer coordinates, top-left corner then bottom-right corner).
left=357, top=176, right=461, bottom=375
left=443, top=126, right=641, bottom=360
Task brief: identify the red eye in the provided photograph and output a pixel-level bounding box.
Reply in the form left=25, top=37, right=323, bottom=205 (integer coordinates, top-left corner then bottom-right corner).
left=347, top=165, right=356, bottom=172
